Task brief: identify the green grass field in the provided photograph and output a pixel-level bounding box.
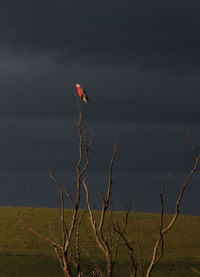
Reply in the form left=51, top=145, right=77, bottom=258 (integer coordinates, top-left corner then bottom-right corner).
left=0, top=206, right=200, bottom=276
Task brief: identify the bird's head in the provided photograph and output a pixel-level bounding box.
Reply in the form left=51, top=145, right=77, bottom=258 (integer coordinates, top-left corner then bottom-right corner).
left=76, top=84, right=81, bottom=88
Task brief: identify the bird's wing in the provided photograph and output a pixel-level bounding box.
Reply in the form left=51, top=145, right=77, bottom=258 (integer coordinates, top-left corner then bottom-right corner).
left=83, top=89, right=89, bottom=101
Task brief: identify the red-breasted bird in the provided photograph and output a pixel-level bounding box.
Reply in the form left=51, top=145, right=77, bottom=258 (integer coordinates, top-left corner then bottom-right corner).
left=76, top=84, right=89, bottom=104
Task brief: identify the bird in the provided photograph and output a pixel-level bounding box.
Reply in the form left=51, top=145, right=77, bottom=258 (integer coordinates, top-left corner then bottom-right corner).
left=76, top=84, right=89, bottom=104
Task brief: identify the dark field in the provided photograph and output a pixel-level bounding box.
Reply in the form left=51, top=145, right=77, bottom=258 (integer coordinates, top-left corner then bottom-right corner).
left=0, top=207, right=200, bottom=276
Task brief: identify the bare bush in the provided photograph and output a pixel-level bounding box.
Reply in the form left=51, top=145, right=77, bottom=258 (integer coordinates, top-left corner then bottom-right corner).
left=18, top=93, right=200, bottom=277
left=19, top=94, right=94, bottom=277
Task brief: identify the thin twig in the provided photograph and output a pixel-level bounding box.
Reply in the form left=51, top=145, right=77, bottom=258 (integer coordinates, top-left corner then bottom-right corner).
left=48, top=167, right=75, bottom=208
left=191, top=267, right=200, bottom=274
left=17, top=214, right=62, bottom=249
left=75, top=210, right=87, bottom=276
left=134, top=212, right=144, bottom=277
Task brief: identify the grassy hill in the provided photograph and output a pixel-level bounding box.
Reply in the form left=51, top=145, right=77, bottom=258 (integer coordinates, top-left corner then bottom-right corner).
left=0, top=206, right=200, bottom=276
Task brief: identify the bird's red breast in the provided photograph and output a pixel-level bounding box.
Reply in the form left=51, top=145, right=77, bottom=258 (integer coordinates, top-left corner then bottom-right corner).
left=76, top=84, right=89, bottom=104
left=76, top=84, right=84, bottom=98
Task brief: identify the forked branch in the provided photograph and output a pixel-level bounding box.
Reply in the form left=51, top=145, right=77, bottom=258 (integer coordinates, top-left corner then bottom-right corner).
left=83, top=142, right=118, bottom=277
left=18, top=94, right=94, bottom=277
left=112, top=204, right=137, bottom=277
left=146, top=127, right=200, bottom=277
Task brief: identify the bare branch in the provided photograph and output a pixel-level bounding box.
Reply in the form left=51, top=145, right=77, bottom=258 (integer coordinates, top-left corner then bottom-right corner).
left=84, top=179, right=112, bottom=276
left=180, top=124, right=198, bottom=158
left=112, top=204, right=131, bottom=264
left=18, top=92, right=95, bottom=277
left=154, top=176, right=166, bottom=264
left=75, top=210, right=87, bottom=276
left=107, top=141, right=118, bottom=202
left=48, top=167, right=75, bottom=208
left=113, top=222, right=137, bottom=277
left=48, top=223, right=60, bottom=246
left=111, top=204, right=138, bottom=277
left=81, top=247, right=104, bottom=277
left=163, top=154, right=199, bottom=233
left=54, top=247, right=64, bottom=269
left=146, top=127, right=200, bottom=277
left=83, top=179, right=102, bottom=250
left=60, top=190, right=66, bottom=248
left=191, top=267, right=200, bottom=274
left=98, top=142, right=118, bottom=234
left=145, top=175, right=169, bottom=276
left=134, top=213, right=144, bottom=277
left=83, top=141, right=119, bottom=277
left=17, top=214, right=61, bottom=249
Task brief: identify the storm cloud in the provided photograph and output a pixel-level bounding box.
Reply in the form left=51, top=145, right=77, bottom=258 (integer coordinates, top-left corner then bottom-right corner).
left=0, top=0, right=200, bottom=70
left=0, top=1, right=200, bottom=214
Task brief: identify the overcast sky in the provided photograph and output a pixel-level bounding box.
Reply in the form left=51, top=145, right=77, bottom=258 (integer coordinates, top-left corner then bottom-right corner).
left=0, top=0, right=200, bottom=215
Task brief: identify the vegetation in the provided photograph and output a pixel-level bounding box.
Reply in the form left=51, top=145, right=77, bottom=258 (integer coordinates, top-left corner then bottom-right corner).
left=8, top=95, right=198, bottom=276
left=1, top=95, right=199, bottom=276
left=0, top=206, right=200, bottom=276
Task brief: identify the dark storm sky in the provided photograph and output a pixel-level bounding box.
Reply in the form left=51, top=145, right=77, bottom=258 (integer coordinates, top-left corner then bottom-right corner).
left=0, top=0, right=200, bottom=214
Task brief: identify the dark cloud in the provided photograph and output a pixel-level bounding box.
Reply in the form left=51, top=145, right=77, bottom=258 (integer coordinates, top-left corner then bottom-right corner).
left=0, top=0, right=200, bottom=123
left=0, top=118, right=199, bottom=214
left=0, top=0, right=200, bottom=70
left=0, top=57, right=199, bottom=124
left=0, top=1, right=200, bottom=214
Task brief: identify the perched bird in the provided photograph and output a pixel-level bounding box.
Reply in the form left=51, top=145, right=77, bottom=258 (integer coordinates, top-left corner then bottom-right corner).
left=76, top=84, right=89, bottom=104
